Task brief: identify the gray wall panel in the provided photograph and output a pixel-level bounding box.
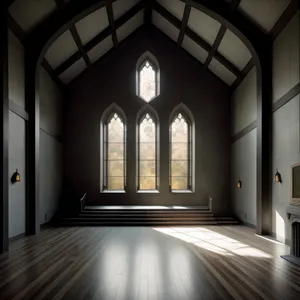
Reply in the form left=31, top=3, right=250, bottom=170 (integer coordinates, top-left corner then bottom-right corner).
left=231, top=67, right=257, bottom=135
left=231, top=128, right=257, bottom=226
left=8, top=111, right=26, bottom=238
left=272, top=94, right=300, bottom=243
left=8, top=31, right=25, bottom=109
left=39, top=131, right=63, bottom=224
left=273, top=11, right=299, bottom=103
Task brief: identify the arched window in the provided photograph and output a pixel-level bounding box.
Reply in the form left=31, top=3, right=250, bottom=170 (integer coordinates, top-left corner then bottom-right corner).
left=169, top=105, right=194, bottom=191
left=136, top=52, right=160, bottom=103
left=137, top=107, right=159, bottom=191
left=101, top=105, right=126, bottom=191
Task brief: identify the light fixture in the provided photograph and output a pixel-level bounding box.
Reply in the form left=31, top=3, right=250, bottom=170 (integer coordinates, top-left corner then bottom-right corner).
left=11, top=169, right=20, bottom=184
left=237, top=180, right=242, bottom=188
left=275, top=169, right=282, bottom=183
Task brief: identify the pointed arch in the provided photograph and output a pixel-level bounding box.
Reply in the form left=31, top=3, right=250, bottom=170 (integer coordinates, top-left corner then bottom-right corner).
left=100, top=103, right=126, bottom=192
left=169, top=103, right=195, bottom=192
left=136, top=51, right=160, bottom=103
left=136, top=105, right=160, bottom=191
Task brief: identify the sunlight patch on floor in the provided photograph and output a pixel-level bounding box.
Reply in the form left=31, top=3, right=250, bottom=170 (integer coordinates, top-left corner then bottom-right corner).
left=153, top=227, right=272, bottom=258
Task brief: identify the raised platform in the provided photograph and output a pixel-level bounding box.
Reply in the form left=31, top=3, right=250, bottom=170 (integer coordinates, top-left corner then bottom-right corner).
left=84, top=205, right=209, bottom=210
left=58, top=204, right=238, bottom=226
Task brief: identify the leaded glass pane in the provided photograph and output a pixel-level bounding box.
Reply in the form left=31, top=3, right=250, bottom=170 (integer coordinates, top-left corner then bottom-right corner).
left=140, top=161, right=156, bottom=176
left=139, top=61, right=156, bottom=102
left=171, top=177, right=188, bottom=190
left=107, top=161, right=124, bottom=177
left=107, top=177, right=124, bottom=190
left=108, top=114, right=124, bottom=142
left=171, top=112, right=191, bottom=190
left=139, top=177, right=156, bottom=190
left=108, top=143, right=124, bottom=160
left=171, top=142, right=188, bottom=160
left=138, top=113, right=157, bottom=190
left=139, top=114, right=156, bottom=142
left=171, top=161, right=188, bottom=177
left=105, top=112, right=125, bottom=190
left=171, top=113, right=188, bottom=142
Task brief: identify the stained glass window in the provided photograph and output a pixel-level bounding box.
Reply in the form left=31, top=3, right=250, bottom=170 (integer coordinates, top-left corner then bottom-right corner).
left=138, top=61, right=157, bottom=102
left=170, top=113, right=192, bottom=190
left=103, top=112, right=125, bottom=190
left=138, top=113, right=158, bottom=190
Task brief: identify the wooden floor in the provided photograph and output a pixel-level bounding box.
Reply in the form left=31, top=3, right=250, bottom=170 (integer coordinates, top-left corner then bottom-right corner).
left=1, top=226, right=300, bottom=300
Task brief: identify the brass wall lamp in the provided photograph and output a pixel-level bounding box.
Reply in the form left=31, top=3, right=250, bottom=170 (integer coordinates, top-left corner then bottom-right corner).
left=237, top=180, right=242, bottom=188
left=274, top=169, right=282, bottom=183
left=11, top=169, right=20, bottom=184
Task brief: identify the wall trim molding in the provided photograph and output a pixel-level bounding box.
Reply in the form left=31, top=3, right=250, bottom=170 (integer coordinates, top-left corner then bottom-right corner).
left=232, top=82, right=300, bottom=143
left=232, top=120, right=257, bottom=143
left=270, top=232, right=290, bottom=246
left=9, top=232, right=26, bottom=243
left=240, top=220, right=256, bottom=229
left=9, top=99, right=63, bottom=143
left=272, top=82, right=300, bottom=113
left=9, top=100, right=29, bottom=120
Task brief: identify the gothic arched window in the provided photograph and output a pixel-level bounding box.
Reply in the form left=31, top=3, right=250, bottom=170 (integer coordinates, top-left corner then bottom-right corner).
left=169, top=105, right=194, bottom=191
left=137, top=108, right=159, bottom=191
left=136, top=52, right=160, bottom=103
left=101, top=105, right=126, bottom=191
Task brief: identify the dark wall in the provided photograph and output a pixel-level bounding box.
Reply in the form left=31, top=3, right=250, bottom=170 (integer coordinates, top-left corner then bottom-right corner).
left=65, top=27, right=231, bottom=214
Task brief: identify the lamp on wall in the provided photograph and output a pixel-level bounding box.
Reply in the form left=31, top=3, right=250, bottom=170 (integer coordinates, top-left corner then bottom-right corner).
left=275, top=169, right=282, bottom=183
left=237, top=180, right=242, bottom=188
left=11, top=169, right=20, bottom=184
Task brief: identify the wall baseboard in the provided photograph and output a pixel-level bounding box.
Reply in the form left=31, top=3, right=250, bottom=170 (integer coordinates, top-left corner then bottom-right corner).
left=270, top=232, right=290, bottom=246
left=9, top=232, right=26, bottom=242
left=239, top=220, right=256, bottom=229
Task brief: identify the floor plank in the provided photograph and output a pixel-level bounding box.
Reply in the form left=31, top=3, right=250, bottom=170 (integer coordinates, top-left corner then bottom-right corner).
left=0, top=226, right=299, bottom=300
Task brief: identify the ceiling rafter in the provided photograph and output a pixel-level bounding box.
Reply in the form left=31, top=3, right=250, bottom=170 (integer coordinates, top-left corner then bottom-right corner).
left=177, top=3, right=191, bottom=47
left=231, top=58, right=254, bottom=90
left=231, top=0, right=299, bottom=90
left=7, top=13, right=65, bottom=92
left=269, top=0, right=299, bottom=42
left=54, top=0, right=92, bottom=68
left=144, top=0, right=153, bottom=26
left=55, top=0, right=146, bottom=76
left=153, top=1, right=242, bottom=78
left=203, top=0, right=241, bottom=69
left=106, top=3, right=118, bottom=48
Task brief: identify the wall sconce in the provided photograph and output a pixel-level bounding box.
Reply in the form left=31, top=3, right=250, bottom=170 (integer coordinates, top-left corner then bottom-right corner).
left=237, top=180, right=242, bottom=188
left=275, top=169, right=282, bottom=183
left=11, top=169, right=20, bottom=184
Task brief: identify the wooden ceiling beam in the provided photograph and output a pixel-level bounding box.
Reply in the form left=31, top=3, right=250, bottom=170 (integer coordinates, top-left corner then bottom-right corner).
left=106, top=3, right=118, bottom=48
left=177, top=4, right=191, bottom=47
left=153, top=1, right=242, bottom=78
left=7, top=13, right=65, bottom=91
left=203, top=0, right=240, bottom=69
left=230, top=0, right=298, bottom=90
left=144, top=0, right=153, bottom=26
left=55, top=0, right=146, bottom=76
left=54, top=0, right=92, bottom=69
left=231, top=58, right=254, bottom=90
left=69, top=25, right=92, bottom=68
left=269, top=0, right=299, bottom=42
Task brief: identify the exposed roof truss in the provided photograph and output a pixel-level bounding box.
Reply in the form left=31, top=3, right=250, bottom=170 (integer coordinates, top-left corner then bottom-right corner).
left=7, top=0, right=299, bottom=88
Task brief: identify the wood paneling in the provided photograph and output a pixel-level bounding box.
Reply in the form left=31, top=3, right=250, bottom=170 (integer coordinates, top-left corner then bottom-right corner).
left=0, top=226, right=299, bottom=299
left=0, top=8, right=9, bottom=253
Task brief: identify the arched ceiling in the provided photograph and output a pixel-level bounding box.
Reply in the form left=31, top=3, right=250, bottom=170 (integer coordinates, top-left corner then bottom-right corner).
left=8, top=0, right=294, bottom=87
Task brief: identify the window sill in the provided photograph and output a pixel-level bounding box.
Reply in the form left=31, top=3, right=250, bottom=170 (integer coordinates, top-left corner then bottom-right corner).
left=137, top=190, right=159, bottom=194
left=171, top=190, right=193, bottom=193
left=101, top=190, right=126, bottom=194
